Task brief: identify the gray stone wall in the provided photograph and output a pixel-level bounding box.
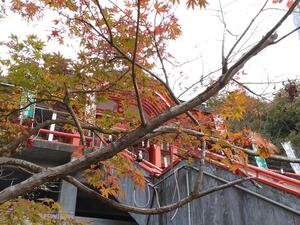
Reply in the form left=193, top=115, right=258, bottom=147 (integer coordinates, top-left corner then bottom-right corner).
left=119, top=160, right=300, bottom=225
left=16, top=140, right=300, bottom=225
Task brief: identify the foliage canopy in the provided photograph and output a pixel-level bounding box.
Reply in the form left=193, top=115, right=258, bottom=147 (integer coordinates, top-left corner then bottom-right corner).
left=0, top=0, right=299, bottom=223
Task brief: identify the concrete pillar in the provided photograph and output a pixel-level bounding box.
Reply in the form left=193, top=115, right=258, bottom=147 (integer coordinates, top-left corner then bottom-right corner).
left=58, top=180, right=78, bottom=215
left=58, top=155, right=78, bottom=215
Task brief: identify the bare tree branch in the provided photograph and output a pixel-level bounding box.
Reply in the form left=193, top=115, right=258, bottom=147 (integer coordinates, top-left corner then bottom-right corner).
left=225, top=0, right=269, bottom=61
left=63, top=84, right=86, bottom=146
left=0, top=0, right=297, bottom=204
left=177, top=67, right=222, bottom=98
left=131, top=0, right=146, bottom=126
left=0, top=157, right=43, bottom=173
left=273, top=25, right=300, bottom=44
left=95, top=0, right=113, bottom=42
left=0, top=157, right=253, bottom=215
left=0, top=120, right=58, bottom=157
left=75, top=9, right=200, bottom=125
left=65, top=175, right=253, bottom=215
left=143, top=126, right=300, bottom=163
left=0, top=98, right=63, bottom=118
left=232, top=78, right=272, bottom=102
left=152, top=28, right=169, bottom=87
left=192, top=140, right=206, bottom=194
left=69, top=69, right=130, bottom=94
left=0, top=117, right=122, bottom=157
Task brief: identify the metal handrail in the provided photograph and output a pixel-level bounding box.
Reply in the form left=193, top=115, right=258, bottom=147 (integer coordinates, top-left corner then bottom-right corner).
left=38, top=129, right=93, bottom=141
left=30, top=128, right=300, bottom=196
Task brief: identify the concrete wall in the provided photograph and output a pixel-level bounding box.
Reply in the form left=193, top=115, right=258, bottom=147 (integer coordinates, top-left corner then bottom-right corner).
left=16, top=139, right=74, bottom=166
left=13, top=140, right=300, bottom=225
left=119, top=160, right=300, bottom=225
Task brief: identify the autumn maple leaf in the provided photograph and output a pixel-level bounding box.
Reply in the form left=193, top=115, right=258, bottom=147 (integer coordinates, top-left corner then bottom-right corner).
left=51, top=30, right=60, bottom=37
left=187, top=0, right=209, bottom=9
left=154, top=2, right=168, bottom=14
left=199, top=0, right=208, bottom=8
left=186, top=0, right=197, bottom=9
left=251, top=133, right=279, bottom=156
left=287, top=0, right=294, bottom=8
left=154, top=25, right=163, bottom=35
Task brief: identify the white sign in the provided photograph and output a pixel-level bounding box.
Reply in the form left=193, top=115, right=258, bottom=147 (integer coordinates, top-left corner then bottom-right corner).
left=281, top=141, right=300, bottom=174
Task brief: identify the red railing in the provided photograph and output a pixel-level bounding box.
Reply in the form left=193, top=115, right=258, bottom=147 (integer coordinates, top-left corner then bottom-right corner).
left=269, top=169, right=300, bottom=178
left=204, top=151, right=300, bottom=197
left=38, top=129, right=93, bottom=145
left=122, top=150, right=162, bottom=175
left=29, top=128, right=300, bottom=197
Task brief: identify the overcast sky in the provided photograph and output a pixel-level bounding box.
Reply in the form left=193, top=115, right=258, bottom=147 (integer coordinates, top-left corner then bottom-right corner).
left=1, top=0, right=299, bottom=100
left=167, top=0, right=300, bottom=100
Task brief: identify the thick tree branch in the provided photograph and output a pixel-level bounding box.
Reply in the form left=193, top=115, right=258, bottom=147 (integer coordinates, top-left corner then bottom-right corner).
left=224, top=0, right=299, bottom=81
left=0, top=157, right=43, bottom=173
left=151, top=126, right=300, bottom=163
left=0, top=2, right=297, bottom=204
left=0, top=157, right=253, bottom=215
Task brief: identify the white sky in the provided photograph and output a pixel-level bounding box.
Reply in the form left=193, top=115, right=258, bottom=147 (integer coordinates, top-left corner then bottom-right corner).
left=0, top=0, right=300, bottom=101
left=167, top=0, right=300, bottom=100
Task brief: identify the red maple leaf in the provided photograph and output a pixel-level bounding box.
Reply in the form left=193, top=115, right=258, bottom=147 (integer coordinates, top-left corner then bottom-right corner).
left=154, top=25, right=163, bottom=35
left=51, top=30, right=59, bottom=37
left=287, top=0, right=294, bottom=8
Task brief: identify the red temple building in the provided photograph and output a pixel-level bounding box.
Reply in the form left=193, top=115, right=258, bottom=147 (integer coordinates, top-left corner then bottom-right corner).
left=0, top=82, right=300, bottom=225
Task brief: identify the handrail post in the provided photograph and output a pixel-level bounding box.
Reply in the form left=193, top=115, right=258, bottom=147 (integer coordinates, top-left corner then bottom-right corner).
left=48, top=112, right=57, bottom=141
left=71, top=132, right=80, bottom=146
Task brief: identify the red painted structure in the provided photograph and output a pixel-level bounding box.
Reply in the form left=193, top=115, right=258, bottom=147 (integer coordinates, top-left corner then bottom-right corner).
left=24, top=91, right=300, bottom=197
left=28, top=124, right=300, bottom=197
